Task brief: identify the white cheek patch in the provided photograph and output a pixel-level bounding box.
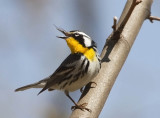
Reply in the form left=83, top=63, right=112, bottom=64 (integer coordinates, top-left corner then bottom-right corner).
left=83, top=36, right=91, bottom=47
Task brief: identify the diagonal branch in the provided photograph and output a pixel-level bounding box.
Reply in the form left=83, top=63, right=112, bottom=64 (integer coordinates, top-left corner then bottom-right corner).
left=117, top=0, right=142, bottom=32
left=70, top=0, right=153, bottom=117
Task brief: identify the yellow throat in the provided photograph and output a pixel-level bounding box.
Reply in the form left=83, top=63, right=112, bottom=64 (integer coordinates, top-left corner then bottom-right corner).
left=66, top=37, right=96, bottom=61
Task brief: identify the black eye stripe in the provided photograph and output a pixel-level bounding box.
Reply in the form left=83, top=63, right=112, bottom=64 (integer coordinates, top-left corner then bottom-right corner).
left=72, top=34, right=85, bottom=47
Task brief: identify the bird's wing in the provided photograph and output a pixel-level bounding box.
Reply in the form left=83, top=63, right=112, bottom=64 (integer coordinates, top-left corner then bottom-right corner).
left=38, top=53, right=83, bottom=95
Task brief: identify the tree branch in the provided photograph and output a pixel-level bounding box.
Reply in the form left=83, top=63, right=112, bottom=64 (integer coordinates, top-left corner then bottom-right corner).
left=117, top=0, right=142, bottom=32
left=148, top=16, right=160, bottom=23
left=70, top=0, right=153, bottom=117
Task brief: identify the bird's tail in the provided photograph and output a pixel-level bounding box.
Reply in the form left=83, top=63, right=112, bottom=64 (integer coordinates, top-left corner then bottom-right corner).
left=15, top=81, right=46, bottom=92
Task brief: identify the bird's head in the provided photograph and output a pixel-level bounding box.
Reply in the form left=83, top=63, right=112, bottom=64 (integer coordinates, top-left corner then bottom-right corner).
left=57, top=28, right=97, bottom=55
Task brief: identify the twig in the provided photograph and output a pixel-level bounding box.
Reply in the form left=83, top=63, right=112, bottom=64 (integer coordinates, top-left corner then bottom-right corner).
left=112, top=16, right=118, bottom=32
left=117, top=0, right=142, bottom=31
left=148, top=16, right=160, bottom=23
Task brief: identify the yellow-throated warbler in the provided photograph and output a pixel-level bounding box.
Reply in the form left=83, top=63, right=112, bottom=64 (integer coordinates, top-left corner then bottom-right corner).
left=15, top=28, right=101, bottom=111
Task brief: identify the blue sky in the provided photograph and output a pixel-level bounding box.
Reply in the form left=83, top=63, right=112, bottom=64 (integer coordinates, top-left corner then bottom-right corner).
left=0, top=0, right=160, bottom=118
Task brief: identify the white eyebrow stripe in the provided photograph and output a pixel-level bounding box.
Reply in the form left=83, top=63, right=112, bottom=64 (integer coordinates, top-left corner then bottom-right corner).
left=76, top=31, right=91, bottom=39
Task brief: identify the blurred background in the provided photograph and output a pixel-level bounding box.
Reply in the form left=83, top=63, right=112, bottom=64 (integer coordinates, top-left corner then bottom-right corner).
left=0, top=0, right=160, bottom=118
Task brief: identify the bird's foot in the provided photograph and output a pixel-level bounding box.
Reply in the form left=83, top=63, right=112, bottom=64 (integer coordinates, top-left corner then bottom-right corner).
left=80, top=87, right=84, bottom=93
left=89, top=82, right=97, bottom=88
left=71, top=103, right=91, bottom=112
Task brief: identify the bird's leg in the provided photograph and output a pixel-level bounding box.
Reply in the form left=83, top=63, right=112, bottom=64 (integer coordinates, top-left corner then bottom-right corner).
left=80, top=87, right=84, bottom=93
left=80, top=82, right=97, bottom=93
left=64, top=91, right=91, bottom=112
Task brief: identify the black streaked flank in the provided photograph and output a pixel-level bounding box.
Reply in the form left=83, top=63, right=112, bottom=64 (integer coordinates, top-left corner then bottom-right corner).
left=80, top=58, right=86, bottom=69
left=50, top=53, right=82, bottom=78
left=69, top=78, right=77, bottom=86
left=63, top=69, right=74, bottom=77
left=81, top=70, right=85, bottom=78
left=69, top=71, right=82, bottom=85
left=85, top=60, right=90, bottom=73
left=59, top=75, right=72, bottom=89
left=61, top=82, right=68, bottom=89
left=58, top=74, right=73, bottom=85
left=74, top=72, right=81, bottom=80
left=55, top=66, right=74, bottom=74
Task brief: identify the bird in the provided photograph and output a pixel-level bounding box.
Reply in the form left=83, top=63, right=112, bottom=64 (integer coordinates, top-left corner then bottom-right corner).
left=15, top=27, right=101, bottom=112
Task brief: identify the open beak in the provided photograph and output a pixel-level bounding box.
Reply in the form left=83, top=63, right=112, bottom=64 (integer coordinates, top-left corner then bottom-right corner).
left=56, top=27, right=71, bottom=39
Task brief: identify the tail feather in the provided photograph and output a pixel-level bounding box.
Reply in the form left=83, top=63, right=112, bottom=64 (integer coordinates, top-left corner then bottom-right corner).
left=15, top=82, right=46, bottom=92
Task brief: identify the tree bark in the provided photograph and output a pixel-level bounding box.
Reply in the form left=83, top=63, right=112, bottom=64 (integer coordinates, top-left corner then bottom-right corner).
left=71, top=0, right=153, bottom=117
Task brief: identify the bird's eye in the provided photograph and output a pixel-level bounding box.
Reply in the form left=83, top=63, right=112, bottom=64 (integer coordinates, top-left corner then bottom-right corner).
left=74, top=33, right=79, bottom=37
